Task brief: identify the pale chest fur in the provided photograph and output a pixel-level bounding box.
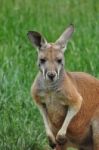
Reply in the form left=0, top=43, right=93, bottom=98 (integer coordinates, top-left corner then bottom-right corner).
left=37, top=83, right=68, bottom=128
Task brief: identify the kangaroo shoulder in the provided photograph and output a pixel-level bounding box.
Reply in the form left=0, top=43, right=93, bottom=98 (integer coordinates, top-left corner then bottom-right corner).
left=31, top=72, right=46, bottom=99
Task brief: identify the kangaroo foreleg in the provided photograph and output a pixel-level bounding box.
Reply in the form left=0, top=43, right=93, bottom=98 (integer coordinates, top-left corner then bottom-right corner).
left=56, top=95, right=82, bottom=145
left=37, top=104, right=56, bottom=148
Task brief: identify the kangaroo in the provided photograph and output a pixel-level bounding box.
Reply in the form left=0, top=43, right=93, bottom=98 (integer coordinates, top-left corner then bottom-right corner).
left=27, top=25, right=99, bottom=150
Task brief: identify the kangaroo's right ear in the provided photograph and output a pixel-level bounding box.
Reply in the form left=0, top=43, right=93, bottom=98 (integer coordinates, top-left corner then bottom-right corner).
left=27, top=31, right=47, bottom=50
left=55, top=24, right=74, bottom=52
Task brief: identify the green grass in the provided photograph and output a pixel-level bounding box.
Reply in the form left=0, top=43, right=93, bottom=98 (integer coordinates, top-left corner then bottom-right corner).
left=0, top=0, right=99, bottom=149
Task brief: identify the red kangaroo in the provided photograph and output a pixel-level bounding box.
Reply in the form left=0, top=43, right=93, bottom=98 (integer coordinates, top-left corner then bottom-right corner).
left=27, top=25, right=99, bottom=150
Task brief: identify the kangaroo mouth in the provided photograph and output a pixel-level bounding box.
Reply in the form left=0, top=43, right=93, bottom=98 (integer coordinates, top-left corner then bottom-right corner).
left=46, top=74, right=58, bottom=82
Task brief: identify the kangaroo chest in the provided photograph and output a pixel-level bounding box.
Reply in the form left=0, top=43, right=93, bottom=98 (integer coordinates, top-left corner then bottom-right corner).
left=39, top=89, right=68, bottom=128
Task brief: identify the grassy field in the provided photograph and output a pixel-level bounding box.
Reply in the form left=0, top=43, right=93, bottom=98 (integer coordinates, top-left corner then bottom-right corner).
left=0, top=0, right=99, bottom=149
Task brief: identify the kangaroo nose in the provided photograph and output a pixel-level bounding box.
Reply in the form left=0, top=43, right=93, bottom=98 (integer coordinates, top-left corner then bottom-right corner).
left=47, top=72, right=56, bottom=80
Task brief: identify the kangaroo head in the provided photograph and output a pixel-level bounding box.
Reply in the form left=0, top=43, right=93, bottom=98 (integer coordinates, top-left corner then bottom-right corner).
left=27, top=25, right=74, bottom=82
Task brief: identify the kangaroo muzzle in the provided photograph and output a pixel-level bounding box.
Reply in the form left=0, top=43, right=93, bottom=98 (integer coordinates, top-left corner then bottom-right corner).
left=46, top=71, right=57, bottom=81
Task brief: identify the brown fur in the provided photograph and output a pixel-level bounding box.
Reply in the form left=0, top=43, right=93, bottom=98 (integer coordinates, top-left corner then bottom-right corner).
left=28, top=25, right=99, bottom=150
left=32, top=70, right=99, bottom=149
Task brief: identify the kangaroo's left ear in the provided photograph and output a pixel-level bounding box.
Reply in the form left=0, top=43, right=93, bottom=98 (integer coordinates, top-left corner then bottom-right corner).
left=55, top=24, right=74, bottom=52
left=27, top=31, right=47, bottom=50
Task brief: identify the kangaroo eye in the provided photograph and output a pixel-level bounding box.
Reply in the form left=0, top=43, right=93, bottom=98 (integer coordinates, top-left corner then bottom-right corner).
left=40, top=58, right=46, bottom=64
left=57, top=59, right=62, bottom=63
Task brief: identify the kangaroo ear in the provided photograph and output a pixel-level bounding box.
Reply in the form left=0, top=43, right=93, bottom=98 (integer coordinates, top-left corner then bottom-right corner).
left=27, top=31, right=47, bottom=50
left=55, top=24, right=74, bottom=52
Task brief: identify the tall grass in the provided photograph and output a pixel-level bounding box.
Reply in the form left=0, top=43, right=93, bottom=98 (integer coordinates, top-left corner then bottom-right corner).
left=0, top=0, right=99, bottom=149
